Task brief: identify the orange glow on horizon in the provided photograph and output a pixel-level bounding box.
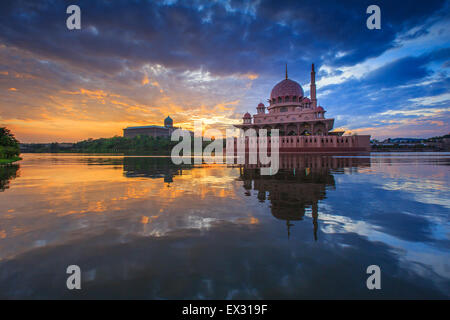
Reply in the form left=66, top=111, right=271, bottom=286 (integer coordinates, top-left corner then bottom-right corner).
left=0, top=86, right=243, bottom=142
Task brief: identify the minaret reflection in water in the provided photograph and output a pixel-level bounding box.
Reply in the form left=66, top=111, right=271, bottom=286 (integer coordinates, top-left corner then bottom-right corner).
left=239, top=154, right=370, bottom=240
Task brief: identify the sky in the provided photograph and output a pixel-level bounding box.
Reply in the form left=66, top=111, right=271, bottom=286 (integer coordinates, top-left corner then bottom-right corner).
left=0, top=0, right=449, bottom=143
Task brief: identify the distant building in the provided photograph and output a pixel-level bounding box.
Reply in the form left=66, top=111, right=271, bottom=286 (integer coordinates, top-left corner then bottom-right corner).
left=123, top=116, right=178, bottom=138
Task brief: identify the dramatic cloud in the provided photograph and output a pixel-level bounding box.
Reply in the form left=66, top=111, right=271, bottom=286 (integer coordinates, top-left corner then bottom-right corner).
left=0, top=0, right=448, bottom=141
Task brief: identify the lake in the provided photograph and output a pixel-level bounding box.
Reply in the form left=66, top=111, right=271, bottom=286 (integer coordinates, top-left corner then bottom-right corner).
left=0, top=153, right=449, bottom=299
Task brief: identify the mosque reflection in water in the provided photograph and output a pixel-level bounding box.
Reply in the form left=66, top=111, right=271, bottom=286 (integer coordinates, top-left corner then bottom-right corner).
left=122, top=154, right=370, bottom=240
left=238, top=154, right=370, bottom=240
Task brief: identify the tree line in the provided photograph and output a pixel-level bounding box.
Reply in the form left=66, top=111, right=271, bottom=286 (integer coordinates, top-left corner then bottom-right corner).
left=0, top=127, right=20, bottom=160
left=21, top=135, right=218, bottom=154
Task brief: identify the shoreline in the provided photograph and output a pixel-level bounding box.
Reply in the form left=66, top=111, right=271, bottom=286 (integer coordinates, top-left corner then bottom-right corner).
left=0, top=157, right=22, bottom=164
left=370, top=148, right=449, bottom=152
left=15, top=151, right=450, bottom=159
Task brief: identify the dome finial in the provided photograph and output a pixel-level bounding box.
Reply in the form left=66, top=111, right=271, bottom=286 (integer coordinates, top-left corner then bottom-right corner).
left=285, top=63, right=288, bottom=79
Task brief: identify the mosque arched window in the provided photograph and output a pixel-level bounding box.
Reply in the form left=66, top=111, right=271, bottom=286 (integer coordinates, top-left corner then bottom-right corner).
left=285, top=96, right=290, bottom=102
left=278, top=97, right=282, bottom=103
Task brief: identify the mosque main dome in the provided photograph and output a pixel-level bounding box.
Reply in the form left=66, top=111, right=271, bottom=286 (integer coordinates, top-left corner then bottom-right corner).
left=270, top=78, right=304, bottom=100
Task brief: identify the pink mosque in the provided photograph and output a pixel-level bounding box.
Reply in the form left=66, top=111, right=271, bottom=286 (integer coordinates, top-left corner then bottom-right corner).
left=234, top=64, right=371, bottom=152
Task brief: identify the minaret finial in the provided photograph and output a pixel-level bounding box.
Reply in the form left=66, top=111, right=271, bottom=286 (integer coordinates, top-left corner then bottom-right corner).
left=285, top=63, right=288, bottom=79
left=310, top=62, right=317, bottom=107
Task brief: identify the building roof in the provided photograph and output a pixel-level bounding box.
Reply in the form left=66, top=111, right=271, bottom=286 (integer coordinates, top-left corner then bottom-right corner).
left=124, top=125, right=168, bottom=130
left=270, top=78, right=304, bottom=100
left=243, top=112, right=252, bottom=119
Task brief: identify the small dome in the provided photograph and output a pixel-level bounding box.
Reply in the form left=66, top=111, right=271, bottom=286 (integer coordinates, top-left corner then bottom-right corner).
left=317, top=106, right=324, bottom=111
left=164, top=116, right=173, bottom=126
left=258, top=103, right=265, bottom=107
left=243, top=112, right=251, bottom=119
left=303, top=97, right=311, bottom=102
left=270, top=79, right=304, bottom=100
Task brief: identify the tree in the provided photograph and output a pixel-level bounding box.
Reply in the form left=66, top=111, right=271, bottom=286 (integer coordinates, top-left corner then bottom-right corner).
left=0, top=127, right=20, bottom=159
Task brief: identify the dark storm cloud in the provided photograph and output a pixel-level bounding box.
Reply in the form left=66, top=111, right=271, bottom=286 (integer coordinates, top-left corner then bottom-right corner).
left=317, top=47, right=450, bottom=125
left=0, top=0, right=446, bottom=76
left=0, top=0, right=448, bottom=140
left=255, top=0, right=447, bottom=66
left=364, top=56, right=431, bottom=88
left=364, top=47, right=450, bottom=88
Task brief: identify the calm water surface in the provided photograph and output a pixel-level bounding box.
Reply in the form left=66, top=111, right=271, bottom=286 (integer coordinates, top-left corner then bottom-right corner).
left=0, top=153, right=449, bottom=299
